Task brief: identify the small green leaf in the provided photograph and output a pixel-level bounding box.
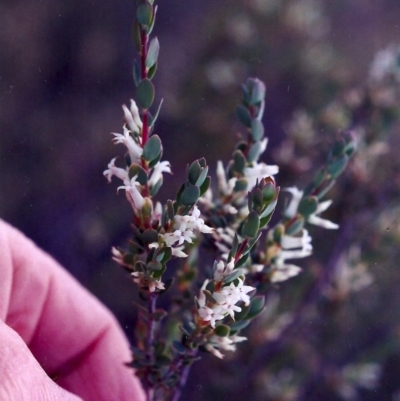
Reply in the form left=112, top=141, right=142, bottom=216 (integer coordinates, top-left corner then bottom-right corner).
left=222, top=269, right=243, bottom=284
left=251, top=119, right=264, bottom=141
left=141, top=229, right=159, bottom=244
left=234, top=304, right=250, bottom=321
left=188, top=160, right=201, bottom=185
left=298, top=196, right=318, bottom=216
left=142, top=134, right=161, bottom=162
left=136, top=0, right=153, bottom=26
left=129, top=163, right=148, bottom=185
left=199, top=176, right=211, bottom=196
left=234, top=178, right=248, bottom=192
left=150, top=177, right=163, bottom=196
left=137, top=78, right=155, bottom=110
left=313, top=167, right=326, bottom=187
left=247, top=141, right=261, bottom=163
left=195, top=166, right=208, bottom=187
left=147, top=260, right=163, bottom=271
left=181, top=185, right=200, bottom=205
left=235, top=252, right=249, bottom=268
left=285, top=216, right=304, bottom=236
left=214, top=324, right=230, bottom=337
left=233, top=150, right=246, bottom=174
left=156, top=247, right=172, bottom=263
left=241, top=211, right=260, bottom=238
left=327, top=154, right=349, bottom=178
left=236, top=104, right=252, bottom=128
left=147, top=62, right=157, bottom=80
left=203, top=289, right=217, bottom=304
left=247, top=296, right=265, bottom=319
left=249, top=78, right=266, bottom=105
left=146, top=37, right=160, bottom=69
left=230, top=319, right=250, bottom=332
left=131, top=20, right=142, bottom=53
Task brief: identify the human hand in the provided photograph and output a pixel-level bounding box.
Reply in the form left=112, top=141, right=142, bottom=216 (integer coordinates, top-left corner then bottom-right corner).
left=0, top=220, right=145, bottom=401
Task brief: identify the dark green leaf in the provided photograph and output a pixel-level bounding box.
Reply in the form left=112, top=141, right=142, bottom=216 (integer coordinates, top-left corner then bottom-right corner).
left=233, top=178, right=248, bottom=192
left=285, top=217, right=304, bottom=236
left=131, top=20, right=142, bottom=53
left=247, top=296, right=265, bottom=319
left=181, top=185, right=200, bottom=205
left=147, top=62, right=157, bottom=80
left=241, top=211, right=260, bottom=238
left=214, top=324, right=230, bottom=337
left=141, top=229, right=159, bottom=244
left=136, top=0, right=153, bottom=26
left=142, top=134, right=161, bottom=162
left=199, top=176, right=211, bottom=196
left=236, top=104, right=252, bottom=128
left=147, top=260, right=163, bottom=271
left=137, top=78, right=155, bottom=110
left=188, top=160, right=201, bottom=185
left=247, top=141, right=261, bottom=163
left=129, top=163, right=148, bottom=185
left=327, top=154, right=349, bottom=178
left=222, top=269, right=243, bottom=284
left=251, top=119, right=264, bottom=141
left=230, top=319, right=250, bottom=332
left=233, top=150, right=246, bottom=174
left=150, top=177, right=163, bottom=196
left=203, top=290, right=217, bottom=304
left=146, top=37, right=159, bottom=69
left=298, top=196, right=318, bottom=216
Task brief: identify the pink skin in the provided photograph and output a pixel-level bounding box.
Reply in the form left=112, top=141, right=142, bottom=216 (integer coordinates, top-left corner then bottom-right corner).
left=0, top=220, right=145, bottom=401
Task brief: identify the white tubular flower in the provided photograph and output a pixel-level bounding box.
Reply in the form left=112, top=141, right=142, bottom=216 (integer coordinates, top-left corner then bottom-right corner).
left=279, top=229, right=313, bottom=260
left=111, top=247, right=127, bottom=267
left=216, top=161, right=237, bottom=196
left=308, top=200, right=339, bottom=229
left=132, top=272, right=165, bottom=293
left=270, top=229, right=312, bottom=283
left=270, top=263, right=302, bottom=283
left=205, top=334, right=247, bottom=359
left=283, top=187, right=303, bottom=218
left=122, top=100, right=143, bottom=133
left=213, top=259, right=235, bottom=282
left=185, top=205, right=214, bottom=234
left=221, top=278, right=254, bottom=306
left=103, top=158, right=130, bottom=185
left=148, top=161, right=172, bottom=188
left=244, top=162, right=279, bottom=190
left=213, top=292, right=242, bottom=319
left=198, top=305, right=226, bottom=328
left=112, top=127, right=143, bottom=163
left=117, top=175, right=145, bottom=209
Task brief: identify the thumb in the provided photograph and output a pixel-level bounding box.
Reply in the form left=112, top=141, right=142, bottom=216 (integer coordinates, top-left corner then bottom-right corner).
left=0, top=320, right=82, bottom=401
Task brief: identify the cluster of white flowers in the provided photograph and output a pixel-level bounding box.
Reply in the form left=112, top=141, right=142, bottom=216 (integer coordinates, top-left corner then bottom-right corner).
left=197, top=259, right=255, bottom=328
left=200, top=140, right=279, bottom=215
left=284, top=187, right=339, bottom=229
left=103, top=100, right=172, bottom=212
left=132, top=271, right=165, bottom=293
left=151, top=205, right=214, bottom=258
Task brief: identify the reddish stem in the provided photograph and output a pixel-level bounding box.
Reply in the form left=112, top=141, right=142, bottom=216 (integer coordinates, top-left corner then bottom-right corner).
left=140, top=30, right=149, bottom=148
left=234, top=239, right=249, bottom=263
